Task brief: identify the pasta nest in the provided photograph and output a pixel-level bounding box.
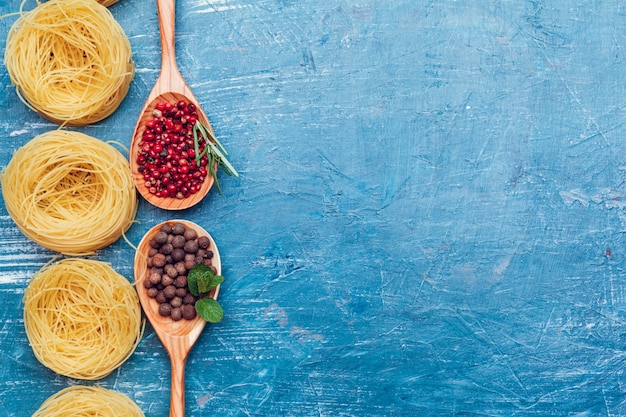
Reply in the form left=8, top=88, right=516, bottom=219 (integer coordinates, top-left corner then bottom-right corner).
left=32, top=386, right=145, bottom=416
left=23, top=258, right=143, bottom=380
left=4, top=0, right=134, bottom=125
left=1, top=130, right=138, bottom=255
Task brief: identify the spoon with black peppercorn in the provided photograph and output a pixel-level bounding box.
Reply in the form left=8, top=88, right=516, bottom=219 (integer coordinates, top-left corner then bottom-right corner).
left=129, top=0, right=217, bottom=210
left=134, top=220, right=221, bottom=417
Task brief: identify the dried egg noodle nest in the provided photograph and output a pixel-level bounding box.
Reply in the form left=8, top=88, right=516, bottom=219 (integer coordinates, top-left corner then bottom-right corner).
left=1, top=130, right=137, bottom=255
left=23, top=258, right=143, bottom=380
left=3, top=0, right=134, bottom=125
left=32, top=386, right=145, bottom=417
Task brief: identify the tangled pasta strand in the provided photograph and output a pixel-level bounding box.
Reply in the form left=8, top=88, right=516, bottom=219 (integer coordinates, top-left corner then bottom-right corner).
left=4, top=0, right=134, bottom=125
left=23, top=258, right=143, bottom=380
left=1, top=130, right=137, bottom=255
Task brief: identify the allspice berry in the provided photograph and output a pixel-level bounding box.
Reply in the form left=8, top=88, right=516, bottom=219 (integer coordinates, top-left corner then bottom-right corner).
left=182, top=304, right=196, bottom=320
left=158, top=303, right=172, bottom=316
left=171, top=307, right=183, bottom=321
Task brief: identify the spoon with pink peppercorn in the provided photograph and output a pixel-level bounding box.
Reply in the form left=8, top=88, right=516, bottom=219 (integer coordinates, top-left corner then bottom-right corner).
left=134, top=219, right=222, bottom=417
left=130, top=0, right=237, bottom=210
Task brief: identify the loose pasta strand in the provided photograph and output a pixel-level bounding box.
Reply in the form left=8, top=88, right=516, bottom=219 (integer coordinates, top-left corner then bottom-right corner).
left=23, top=258, right=143, bottom=380
left=4, top=0, right=133, bottom=125
left=1, top=130, right=138, bottom=255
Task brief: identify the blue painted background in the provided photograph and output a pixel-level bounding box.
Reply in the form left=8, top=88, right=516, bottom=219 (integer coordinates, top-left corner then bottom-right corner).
left=2, top=0, right=626, bottom=415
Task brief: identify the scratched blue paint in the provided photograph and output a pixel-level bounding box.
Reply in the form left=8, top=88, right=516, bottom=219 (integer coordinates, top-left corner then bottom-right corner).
left=1, top=0, right=626, bottom=415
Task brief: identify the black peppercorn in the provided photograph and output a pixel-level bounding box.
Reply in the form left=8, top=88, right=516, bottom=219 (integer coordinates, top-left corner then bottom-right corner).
left=172, top=235, right=186, bottom=248
left=174, top=275, right=187, bottom=288
left=158, top=303, right=172, bottom=316
left=156, top=291, right=167, bottom=304
left=171, top=248, right=185, bottom=262
left=171, top=223, right=185, bottom=235
left=183, top=228, right=197, bottom=240
left=159, top=243, right=173, bottom=255
left=163, top=285, right=177, bottom=299
left=181, top=304, right=196, bottom=320
left=154, top=231, right=168, bottom=245
left=170, top=296, right=183, bottom=308
left=171, top=307, right=183, bottom=321
left=152, top=253, right=166, bottom=268
left=197, top=236, right=210, bottom=249
left=183, top=239, right=198, bottom=253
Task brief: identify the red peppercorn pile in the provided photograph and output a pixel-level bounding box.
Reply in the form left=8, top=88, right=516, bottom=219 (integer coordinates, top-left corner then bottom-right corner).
left=136, top=100, right=209, bottom=199
left=143, top=221, right=217, bottom=321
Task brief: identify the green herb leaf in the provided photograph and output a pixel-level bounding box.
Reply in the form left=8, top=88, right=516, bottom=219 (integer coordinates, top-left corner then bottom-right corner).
left=195, top=297, right=224, bottom=323
left=188, top=264, right=227, bottom=323
left=191, top=121, right=239, bottom=195
left=207, top=156, right=221, bottom=195
left=193, top=126, right=201, bottom=167
left=207, top=141, right=238, bottom=177
left=187, top=263, right=212, bottom=296
left=188, top=263, right=224, bottom=296
left=198, top=271, right=224, bottom=294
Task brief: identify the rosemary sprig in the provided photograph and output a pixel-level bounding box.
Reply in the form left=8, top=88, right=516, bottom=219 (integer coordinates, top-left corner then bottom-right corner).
left=192, top=121, right=238, bottom=195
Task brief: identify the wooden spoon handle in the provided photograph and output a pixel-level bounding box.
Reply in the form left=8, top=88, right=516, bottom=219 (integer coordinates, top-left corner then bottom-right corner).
left=170, top=356, right=186, bottom=417
left=156, top=0, right=179, bottom=79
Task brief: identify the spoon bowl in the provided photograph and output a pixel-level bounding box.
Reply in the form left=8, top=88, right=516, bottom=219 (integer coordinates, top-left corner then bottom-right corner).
left=129, top=0, right=217, bottom=210
left=130, top=92, right=216, bottom=210
left=134, top=219, right=221, bottom=417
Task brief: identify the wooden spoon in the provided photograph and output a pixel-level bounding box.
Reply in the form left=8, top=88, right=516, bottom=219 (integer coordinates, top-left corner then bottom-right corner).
left=134, top=220, right=221, bottom=417
left=129, top=0, right=216, bottom=210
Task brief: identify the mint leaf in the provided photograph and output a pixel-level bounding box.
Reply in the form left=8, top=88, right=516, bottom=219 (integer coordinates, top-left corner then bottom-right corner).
left=198, top=273, right=224, bottom=294
left=195, top=297, right=224, bottom=323
left=188, top=264, right=212, bottom=296
left=188, top=264, right=226, bottom=323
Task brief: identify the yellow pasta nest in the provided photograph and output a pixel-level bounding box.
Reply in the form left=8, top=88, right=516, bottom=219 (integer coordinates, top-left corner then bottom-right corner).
left=23, top=258, right=143, bottom=380
left=32, top=386, right=145, bottom=417
left=4, top=0, right=134, bottom=125
left=1, top=130, right=138, bottom=255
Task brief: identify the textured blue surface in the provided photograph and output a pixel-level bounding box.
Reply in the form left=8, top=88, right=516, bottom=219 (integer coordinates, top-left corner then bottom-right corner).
left=2, top=0, right=626, bottom=415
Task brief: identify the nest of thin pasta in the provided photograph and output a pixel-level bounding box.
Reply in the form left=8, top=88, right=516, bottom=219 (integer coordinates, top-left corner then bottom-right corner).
left=1, top=130, right=137, bottom=255
left=23, top=258, right=143, bottom=380
left=32, top=386, right=145, bottom=416
left=4, top=0, right=134, bottom=125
